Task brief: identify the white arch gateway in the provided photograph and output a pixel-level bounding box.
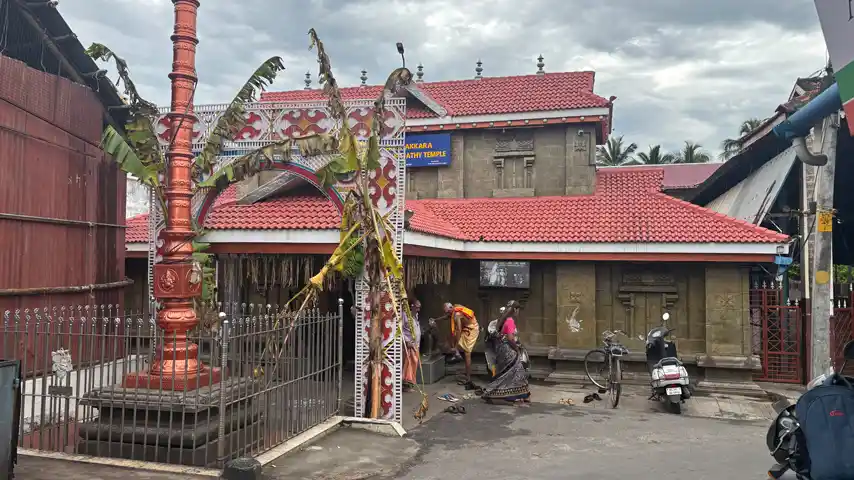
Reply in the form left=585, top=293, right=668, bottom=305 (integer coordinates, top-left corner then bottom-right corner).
left=146, top=97, right=408, bottom=421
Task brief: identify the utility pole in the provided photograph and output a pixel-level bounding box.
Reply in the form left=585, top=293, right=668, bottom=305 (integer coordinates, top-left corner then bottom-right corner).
left=811, top=113, right=839, bottom=380
left=801, top=159, right=810, bottom=304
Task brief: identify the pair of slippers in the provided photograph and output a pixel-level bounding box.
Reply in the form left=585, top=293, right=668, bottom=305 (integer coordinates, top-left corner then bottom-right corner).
left=583, top=393, right=603, bottom=404
left=444, top=405, right=467, bottom=415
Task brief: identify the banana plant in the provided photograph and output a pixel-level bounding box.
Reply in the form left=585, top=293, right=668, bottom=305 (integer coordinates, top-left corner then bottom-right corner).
left=86, top=43, right=340, bottom=317
left=86, top=43, right=166, bottom=212
left=89, top=31, right=425, bottom=420
left=256, top=29, right=425, bottom=421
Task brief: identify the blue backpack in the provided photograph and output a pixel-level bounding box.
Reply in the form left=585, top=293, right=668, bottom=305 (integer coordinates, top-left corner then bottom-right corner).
left=794, top=377, right=854, bottom=480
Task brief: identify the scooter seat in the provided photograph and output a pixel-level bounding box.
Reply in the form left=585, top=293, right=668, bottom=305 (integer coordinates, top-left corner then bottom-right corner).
left=653, top=357, right=682, bottom=369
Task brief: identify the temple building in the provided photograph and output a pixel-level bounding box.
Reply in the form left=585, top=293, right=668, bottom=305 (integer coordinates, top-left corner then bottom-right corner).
left=125, top=61, right=788, bottom=394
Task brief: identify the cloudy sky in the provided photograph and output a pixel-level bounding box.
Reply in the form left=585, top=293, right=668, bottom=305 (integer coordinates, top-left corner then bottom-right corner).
left=57, top=0, right=828, bottom=157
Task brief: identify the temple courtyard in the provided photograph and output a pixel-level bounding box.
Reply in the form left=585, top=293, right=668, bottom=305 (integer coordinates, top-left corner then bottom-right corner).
left=14, top=379, right=799, bottom=479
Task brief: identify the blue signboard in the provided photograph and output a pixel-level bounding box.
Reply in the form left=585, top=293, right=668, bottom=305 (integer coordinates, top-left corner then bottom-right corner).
left=405, top=134, right=451, bottom=167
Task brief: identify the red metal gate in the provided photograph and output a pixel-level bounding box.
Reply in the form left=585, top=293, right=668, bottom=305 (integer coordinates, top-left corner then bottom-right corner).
left=832, top=286, right=854, bottom=372
left=750, top=282, right=805, bottom=384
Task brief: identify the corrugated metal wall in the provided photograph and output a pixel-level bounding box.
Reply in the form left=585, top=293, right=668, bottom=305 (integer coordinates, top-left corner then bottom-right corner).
left=0, top=54, right=126, bottom=313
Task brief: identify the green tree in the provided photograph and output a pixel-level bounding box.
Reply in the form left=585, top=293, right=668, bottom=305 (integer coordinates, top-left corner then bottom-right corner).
left=719, top=118, right=763, bottom=160
left=674, top=141, right=712, bottom=164
left=596, top=135, right=638, bottom=166
left=635, top=145, right=677, bottom=165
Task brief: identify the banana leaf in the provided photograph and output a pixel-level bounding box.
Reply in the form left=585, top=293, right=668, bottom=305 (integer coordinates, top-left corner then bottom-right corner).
left=194, top=57, right=286, bottom=180
left=101, top=126, right=160, bottom=187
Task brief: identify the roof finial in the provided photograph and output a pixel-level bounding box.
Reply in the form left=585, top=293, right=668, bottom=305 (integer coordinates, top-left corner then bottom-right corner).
left=536, top=55, right=545, bottom=75
left=416, top=63, right=424, bottom=82
left=360, top=69, right=368, bottom=86
left=475, top=59, right=483, bottom=79
left=304, top=71, right=312, bottom=89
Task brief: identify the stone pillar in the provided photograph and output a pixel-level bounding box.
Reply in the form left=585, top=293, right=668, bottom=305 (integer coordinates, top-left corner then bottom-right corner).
left=437, top=133, right=464, bottom=198
left=697, top=265, right=763, bottom=395
left=564, top=126, right=595, bottom=196
left=547, top=262, right=597, bottom=383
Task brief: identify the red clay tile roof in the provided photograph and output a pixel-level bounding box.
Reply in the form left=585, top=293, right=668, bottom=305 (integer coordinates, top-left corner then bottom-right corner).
left=125, top=169, right=786, bottom=245
left=125, top=213, right=149, bottom=243
left=205, top=191, right=340, bottom=230
left=407, top=169, right=785, bottom=243
left=260, top=72, right=610, bottom=119
left=598, top=163, right=723, bottom=189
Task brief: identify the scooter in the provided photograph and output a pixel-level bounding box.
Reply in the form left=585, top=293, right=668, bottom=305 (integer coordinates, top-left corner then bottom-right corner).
left=645, top=312, right=691, bottom=413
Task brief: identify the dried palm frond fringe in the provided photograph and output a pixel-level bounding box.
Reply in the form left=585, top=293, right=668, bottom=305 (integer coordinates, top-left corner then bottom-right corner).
left=404, top=257, right=452, bottom=290
left=238, top=254, right=343, bottom=292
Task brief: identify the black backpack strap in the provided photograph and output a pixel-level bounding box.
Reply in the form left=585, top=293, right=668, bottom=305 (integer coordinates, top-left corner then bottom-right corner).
left=830, top=372, right=854, bottom=389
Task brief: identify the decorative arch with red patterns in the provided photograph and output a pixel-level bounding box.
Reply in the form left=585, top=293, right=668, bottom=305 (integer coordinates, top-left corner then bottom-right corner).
left=194, top=162, right=346, bottom=226
left=147, top=98, right=408, bottom=421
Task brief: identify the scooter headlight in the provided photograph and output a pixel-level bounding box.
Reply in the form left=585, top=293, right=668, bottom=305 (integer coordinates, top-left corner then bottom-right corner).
left=651, top=331, right=662, bottom=338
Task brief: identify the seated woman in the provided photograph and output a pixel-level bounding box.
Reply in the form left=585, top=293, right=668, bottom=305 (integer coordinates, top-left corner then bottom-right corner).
left=481, top=300, right=531, bottom=405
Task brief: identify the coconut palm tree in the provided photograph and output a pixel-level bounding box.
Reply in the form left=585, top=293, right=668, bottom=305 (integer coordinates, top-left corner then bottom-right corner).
left=719, top=118, right=764, bottom=160
left=635, top=145, right=677, bottom=165
left=674, top=141, right=712, bottom=163
left=596, top=135, right=638, bottom=166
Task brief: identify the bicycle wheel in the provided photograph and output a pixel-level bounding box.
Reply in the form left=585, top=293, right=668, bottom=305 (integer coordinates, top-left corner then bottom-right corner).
left=583, top=349, right=609, bottom=390
left=609, top=358, right=621, bottom=408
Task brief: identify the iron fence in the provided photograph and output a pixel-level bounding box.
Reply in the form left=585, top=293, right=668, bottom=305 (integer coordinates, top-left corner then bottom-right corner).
left=749, top=282, right=805, bottom=384
left=832, top=292, right=854, bottom=372
left=0, top=299, right=343, bottom=468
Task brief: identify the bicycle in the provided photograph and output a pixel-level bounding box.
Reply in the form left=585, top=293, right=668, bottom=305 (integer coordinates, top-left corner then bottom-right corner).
left=583, top=330, right=630, bottom=408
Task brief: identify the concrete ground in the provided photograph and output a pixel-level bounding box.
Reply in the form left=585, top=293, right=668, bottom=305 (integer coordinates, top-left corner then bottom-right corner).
left=270, top=399, right=785, bottom=480
left=13, top=455, right=208, bottom=480
left=12, top=377, right=786, bottom=480
left=266, top=377, right=784, bottom=479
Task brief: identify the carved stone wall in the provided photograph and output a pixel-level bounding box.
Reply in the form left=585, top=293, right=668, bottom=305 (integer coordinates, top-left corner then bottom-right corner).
left=703, top=265, right=752, bottom=357
left=555, top=262, right=597, bottom=350
left=593, top=263, right=707, bottom=355
left=405, top=124, right=597, bottom=199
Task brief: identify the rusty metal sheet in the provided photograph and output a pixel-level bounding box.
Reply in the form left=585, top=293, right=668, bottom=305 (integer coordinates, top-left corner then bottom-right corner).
left=0, top=54, right=125, bottom=310
left=704, top=146, right=797, bottom=225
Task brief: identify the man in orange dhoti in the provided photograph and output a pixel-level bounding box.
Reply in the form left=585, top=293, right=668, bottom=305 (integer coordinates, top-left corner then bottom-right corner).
left=402, top=299, right=422, bottom=392
left=444, top=302, right=479, bottom=388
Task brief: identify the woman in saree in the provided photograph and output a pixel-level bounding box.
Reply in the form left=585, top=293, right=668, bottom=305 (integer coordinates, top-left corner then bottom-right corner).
left=481, top=300, right=531, bottom=404
left=401, top=299, right=422, bottom=392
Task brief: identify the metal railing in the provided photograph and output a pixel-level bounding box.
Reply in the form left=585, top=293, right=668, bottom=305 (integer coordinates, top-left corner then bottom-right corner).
left=0, top=299, right=343, bottom=468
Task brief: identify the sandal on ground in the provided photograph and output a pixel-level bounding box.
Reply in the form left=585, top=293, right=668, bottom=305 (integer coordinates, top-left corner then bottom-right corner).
left=437, top=393, right=459, bottom=402
left=444, top=405, right=467, bottom=414
left=583, top=393, right=602, bottom=403
left=464, top=381, right=478, bottom=391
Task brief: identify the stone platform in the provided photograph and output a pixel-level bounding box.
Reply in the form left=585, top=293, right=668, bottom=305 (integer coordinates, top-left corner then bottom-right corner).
left=78, top=377, right=261, bottom=467
left=418, top=354, right=446, bottom=384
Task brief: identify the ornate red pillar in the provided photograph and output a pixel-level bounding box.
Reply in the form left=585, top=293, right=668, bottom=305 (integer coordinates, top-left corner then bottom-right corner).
left=124, top=0, right=221, bottom=391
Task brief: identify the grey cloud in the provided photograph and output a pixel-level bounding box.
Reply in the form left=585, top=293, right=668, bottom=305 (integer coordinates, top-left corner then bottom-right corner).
left=57, top=0, right=826, bottom=157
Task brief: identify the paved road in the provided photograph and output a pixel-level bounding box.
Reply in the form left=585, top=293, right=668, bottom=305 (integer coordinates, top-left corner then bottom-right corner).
left=394, top=400, right=788, bottom=480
